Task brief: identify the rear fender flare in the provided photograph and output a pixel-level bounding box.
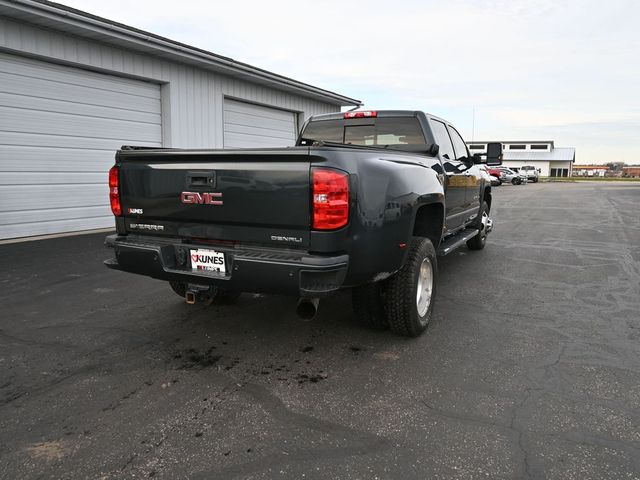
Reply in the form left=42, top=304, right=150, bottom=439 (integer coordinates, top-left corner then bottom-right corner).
left=409, top=199, right=445, bottom=250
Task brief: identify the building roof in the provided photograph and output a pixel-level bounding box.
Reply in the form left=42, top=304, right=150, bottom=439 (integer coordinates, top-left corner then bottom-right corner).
left=503, top=148, right=576, bottom=162
left=0, top=0, right=362, bottom=107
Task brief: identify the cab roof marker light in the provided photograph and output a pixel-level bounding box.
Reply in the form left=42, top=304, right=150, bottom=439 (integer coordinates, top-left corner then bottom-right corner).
left=344, top=111, right=377, bottom=119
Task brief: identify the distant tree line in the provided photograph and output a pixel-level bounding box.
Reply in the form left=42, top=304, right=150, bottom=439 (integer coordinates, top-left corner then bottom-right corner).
left=606, top=162, right=625, bottom=171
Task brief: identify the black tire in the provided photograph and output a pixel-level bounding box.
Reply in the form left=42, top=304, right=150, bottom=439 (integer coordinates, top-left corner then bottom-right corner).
left=384, top=237, right=437, bottom=337
left=511, top=178, right=519, bottom=185
left=466, top=201, right=489, bottom=251
left=352, top=283, right=388, bottom=330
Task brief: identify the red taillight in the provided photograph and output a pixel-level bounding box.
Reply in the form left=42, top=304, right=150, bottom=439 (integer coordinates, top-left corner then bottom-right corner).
left=344, top=110, right=377, bottom=119
left=108, top=166, right=122, bottom=216
left=312, top=168, right=349, bottom=230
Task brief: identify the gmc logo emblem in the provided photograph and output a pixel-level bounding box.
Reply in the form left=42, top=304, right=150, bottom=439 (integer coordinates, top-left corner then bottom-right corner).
left=180, top=192, right=223, bottom=205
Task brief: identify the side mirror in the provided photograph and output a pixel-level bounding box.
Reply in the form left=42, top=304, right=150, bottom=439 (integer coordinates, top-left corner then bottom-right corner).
left=486, top=142, right=503, bottom=165
left=472, top=153, right=484, bottom=164
left=427, top=143, right=440, bottom=156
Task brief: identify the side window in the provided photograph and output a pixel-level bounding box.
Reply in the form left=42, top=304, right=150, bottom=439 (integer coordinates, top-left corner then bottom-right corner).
left=448, top=126, right=469, bottom=160
left=430, top=120, right=455, bottom=160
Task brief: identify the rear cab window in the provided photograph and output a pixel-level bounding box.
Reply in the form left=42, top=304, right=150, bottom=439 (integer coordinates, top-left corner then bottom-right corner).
left=299, top=116, right=428, bottom=152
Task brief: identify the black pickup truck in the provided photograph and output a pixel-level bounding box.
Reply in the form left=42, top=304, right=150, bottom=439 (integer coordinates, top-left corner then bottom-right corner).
left=105, top=110, right=502, bottom=336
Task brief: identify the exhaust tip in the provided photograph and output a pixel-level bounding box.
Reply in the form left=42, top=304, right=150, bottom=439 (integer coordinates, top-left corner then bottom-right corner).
left=185, top=291, right=196, bottom=305
left=296, top=298, right=319, bottom=321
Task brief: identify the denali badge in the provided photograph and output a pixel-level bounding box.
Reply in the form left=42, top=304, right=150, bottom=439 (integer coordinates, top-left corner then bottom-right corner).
left=130, top=223, right=164, bottom=231
left=180, top=192, right=223, bottom=205
left=271, top=235, right=303, bottom=243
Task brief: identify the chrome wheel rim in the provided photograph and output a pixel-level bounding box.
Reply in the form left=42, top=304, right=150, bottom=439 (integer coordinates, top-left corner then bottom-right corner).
left=416, top=258, right=433, bottom=317
left=480, top=211, right=489, bottom=239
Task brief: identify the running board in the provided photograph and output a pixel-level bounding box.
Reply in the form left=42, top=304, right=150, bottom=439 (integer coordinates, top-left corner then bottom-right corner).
left=437, top=229, right=479, bottom=256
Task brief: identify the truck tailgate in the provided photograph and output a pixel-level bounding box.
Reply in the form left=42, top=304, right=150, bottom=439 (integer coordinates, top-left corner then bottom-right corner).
left=118, top=150, right=311, bottom=245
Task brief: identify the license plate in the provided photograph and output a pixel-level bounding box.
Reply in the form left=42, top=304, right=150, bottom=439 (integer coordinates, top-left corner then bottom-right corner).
left=190, top=248, right=226, bottom=273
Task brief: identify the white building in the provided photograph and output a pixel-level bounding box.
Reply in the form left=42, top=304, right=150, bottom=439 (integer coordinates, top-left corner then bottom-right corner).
left=572, top=165, right=609, bottom=177
left=0, top=0, right=360, bottom=240
left=466, top=141, right=575, bottom=177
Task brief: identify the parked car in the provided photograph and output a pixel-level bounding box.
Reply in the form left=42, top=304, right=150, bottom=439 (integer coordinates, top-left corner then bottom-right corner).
left=510, top=167, right=530, bottom=184
left=520, top=165, right=540, bottom=182
left=104, top=110, right=502, bottom=337
left=485, top=166, right=503, bottom=186
left=498, top=167, right=525, bottom=185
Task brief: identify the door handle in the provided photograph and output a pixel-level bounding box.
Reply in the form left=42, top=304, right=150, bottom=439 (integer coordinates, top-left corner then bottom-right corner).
left=187, top=171, right=216, bottom=188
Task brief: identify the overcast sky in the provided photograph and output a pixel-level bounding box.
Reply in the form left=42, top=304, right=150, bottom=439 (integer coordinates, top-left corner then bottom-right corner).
left=64, top=0, right=640, bottom=164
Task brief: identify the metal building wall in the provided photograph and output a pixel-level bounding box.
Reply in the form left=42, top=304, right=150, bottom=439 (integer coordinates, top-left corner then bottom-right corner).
left=0, top=51, right=164, bottom=238
left=0, top=17, right=340, bottom=149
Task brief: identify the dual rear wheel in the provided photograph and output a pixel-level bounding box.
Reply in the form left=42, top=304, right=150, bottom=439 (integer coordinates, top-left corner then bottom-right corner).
left=354, top=201, right=490, bottom=337
left=352, top=237, right=437, bottom=337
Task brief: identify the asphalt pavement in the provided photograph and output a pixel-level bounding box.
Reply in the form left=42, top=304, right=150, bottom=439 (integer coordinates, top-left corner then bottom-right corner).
left=1, top=182, right=639, bottom=479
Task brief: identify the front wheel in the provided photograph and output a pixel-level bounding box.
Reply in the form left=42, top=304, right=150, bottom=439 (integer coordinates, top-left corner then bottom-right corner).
left=466, top=201, right=490, bottom=251
left=384, top=237, right=437, bottom=337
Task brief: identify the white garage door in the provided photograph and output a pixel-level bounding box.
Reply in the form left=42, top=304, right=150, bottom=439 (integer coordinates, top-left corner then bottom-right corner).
left=223, top=98, right=297, bottom=148
left=0, top=52, right=162, bottom=240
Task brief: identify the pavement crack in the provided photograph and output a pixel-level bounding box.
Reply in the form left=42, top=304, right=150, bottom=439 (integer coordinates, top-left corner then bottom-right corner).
left=0, top=363, right=103, bottom=408
left=420, top=394, right=539, bottom=479
left=194, top=381, right=388, bottom=479
left=240, top=382, right=386, bottom=443
left=540, top=342, right=568, bottom=376
left=510, top=388, right=539, bottom=480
